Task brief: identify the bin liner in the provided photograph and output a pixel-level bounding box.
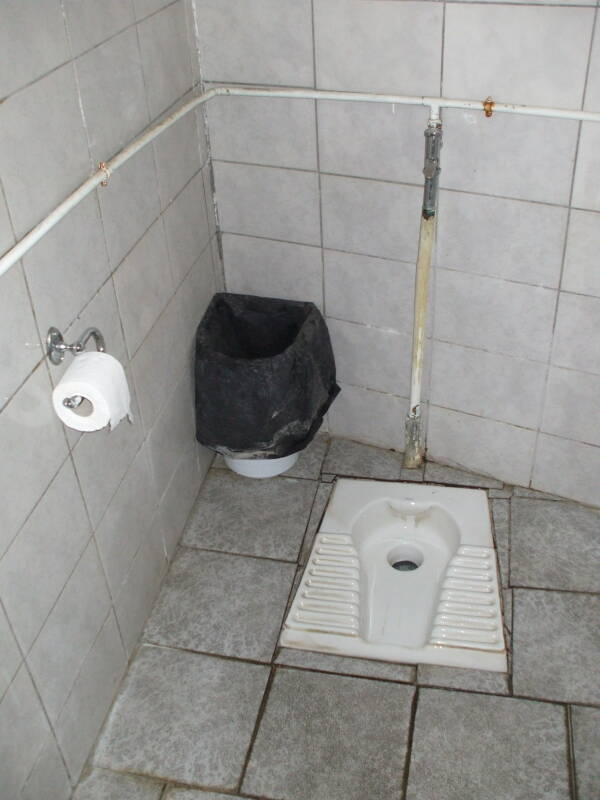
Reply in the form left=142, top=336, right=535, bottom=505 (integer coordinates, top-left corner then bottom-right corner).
left=195, top=292, right=339, bottom=459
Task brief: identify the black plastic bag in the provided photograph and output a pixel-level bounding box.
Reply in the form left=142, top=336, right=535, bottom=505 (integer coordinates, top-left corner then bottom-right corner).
left=194, top=293, right=339, bottom=458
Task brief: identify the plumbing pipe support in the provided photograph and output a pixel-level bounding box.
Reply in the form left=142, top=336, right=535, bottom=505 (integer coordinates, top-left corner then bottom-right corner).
left=403, top=118, right=442, bottom=468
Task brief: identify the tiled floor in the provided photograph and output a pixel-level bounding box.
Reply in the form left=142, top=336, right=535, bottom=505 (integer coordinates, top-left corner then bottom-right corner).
left=75, top=436, right=600, bottom=800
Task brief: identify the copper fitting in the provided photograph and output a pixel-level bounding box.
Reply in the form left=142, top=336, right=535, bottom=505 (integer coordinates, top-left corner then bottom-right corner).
left=483, top=97, right=494, bottom=118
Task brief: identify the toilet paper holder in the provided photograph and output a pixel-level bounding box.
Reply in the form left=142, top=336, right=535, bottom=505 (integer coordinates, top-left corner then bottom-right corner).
left=46, top=326, right=106, bottom=366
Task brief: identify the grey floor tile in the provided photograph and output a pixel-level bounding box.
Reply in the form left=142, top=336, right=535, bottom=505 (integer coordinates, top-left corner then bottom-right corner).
left=182, top=471, right=317, bottom=561
left=322, top=438, right=404, bottom=480
left=417, top=664, right=509, bottom=695
left=283, top=434, right=329, bottom=480
left=489, top=487, right=513, bottom=498
left=94, top=645, right=269, bottom=788
left=511, top=499, right=600, bottom=592
left=513, top=486, right=561, bottom=500
left=513, top=589, right=600, bottom=705
left=243, top=668, right=414, bottom=800
left=572, top=705, right=600, bottom=800
left=74, top=769, right=164, bottom=799
left=165, top=791, right=245, bottom=800
left=276, top=648, right=415, bottom=683
left=424, top=462, right=503, bottom=489
left=406, top=689, right=570, bottom=800
left=144, top=548, right=295, bottom=661
left=503, top=588, right=513, bottom=635
left=298, top=482, right=334, bottom=565
left=491, top=499, right=510, bottom=589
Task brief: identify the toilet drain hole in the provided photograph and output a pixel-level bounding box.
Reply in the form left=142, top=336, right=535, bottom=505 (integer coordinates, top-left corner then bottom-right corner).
left=391, top=560, right=419, bottom=572
left=387, top=544, right=424, bottom=572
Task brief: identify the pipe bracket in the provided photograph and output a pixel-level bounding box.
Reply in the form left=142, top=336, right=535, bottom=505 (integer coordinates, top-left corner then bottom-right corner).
left=483, top=97, right=495, bottom=118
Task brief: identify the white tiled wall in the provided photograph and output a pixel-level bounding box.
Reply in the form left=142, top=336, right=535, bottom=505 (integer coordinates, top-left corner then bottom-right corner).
left=196, top=0, right=600, bottom=505
left=0, top=1, right=221, bottom=794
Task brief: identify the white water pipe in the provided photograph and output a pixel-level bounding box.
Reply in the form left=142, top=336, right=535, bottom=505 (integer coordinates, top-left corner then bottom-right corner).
left=2, top=85, right=600, bottom=278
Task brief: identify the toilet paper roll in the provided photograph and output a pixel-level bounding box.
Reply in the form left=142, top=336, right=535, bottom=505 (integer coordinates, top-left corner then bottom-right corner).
left=52, top=351, right=131, bottom=432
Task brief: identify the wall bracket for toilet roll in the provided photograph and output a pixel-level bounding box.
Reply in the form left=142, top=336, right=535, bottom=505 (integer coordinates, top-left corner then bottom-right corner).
left=46, top=326, right=106, bottom=366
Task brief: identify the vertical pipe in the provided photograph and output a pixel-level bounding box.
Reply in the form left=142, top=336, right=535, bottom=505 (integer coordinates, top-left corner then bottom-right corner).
left=403, top=117, right=443, bottom=468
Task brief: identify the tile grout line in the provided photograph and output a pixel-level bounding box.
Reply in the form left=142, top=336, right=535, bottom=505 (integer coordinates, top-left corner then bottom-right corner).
left=565, top=704, right=579, bottom=800
left=235, top=665, right=278, bottom=795
left=528, top=2, right=600, bottom=487
left=400, top=686, right=419, bottom=800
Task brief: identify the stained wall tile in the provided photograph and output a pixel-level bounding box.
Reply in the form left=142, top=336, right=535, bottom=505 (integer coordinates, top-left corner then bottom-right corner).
left=196, top=0, right=314, bottom=86
left=314, top=0, right=442, bottom=94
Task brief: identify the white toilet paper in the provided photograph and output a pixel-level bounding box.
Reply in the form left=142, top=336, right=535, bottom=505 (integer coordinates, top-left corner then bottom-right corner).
left=52, top=352, right=131, bottom=432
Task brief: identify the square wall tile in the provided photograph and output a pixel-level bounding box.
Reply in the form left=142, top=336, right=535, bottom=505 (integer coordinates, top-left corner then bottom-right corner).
left=0, top=666, right=52, bottom=799
left=113, top=512, right=168, bottom=656
left=26, top=540, right=112, bottom=723
left=146, top=371, right=196, bottom=498
left=20, top=732, right=71, bottom=800
left=561, top=209, right=600, bottom=297
left=144, top=548, right=295, bottom=660
left=324, top=250, right=414, bottom=333
left=0, top=187, right=14, bottom=254
left=243, top=668, right=415, bottom=800
left=511, top=498, right=600, bottom=592
left=435, top=269, right=556, bottom=362
left=95, top=645, right=270, bottom=788
left=97, top=147, right=160, bottom=270
left=196, top=0, right=314, bottom=86
left=113, top=217, right=174, bottom=357
left=532, top=434, right=600, bottom=508
left=0, top=0, right=69, bottom=99
left=328, top=384, right=406, bottom=451
left=131, top=290, right=189, bottom=431
left=427, top=406, right=536, bottom=487
left=328, top=318, right=411, bottom=396
left=76, top=26, right=149, bottom=162
left=214, top=162, right=321, bottom=246
left=0, top=364, right=69, bottom=558
left=163, top=172, right=211, bottom=286
left=95, top=443, right=157, bottom=598
left=64, top=0, right=135, bottom=56
left=436, top=191, right=567, bottom=288
left=318, top=101, right=427, bottom=184
left=321, top=174, right=421, bottom=262
left=208, top=95, right=317, bottom=170
left=444, top=5, right=592, bottom=108
left=441, top=110, right=578, bottom=206
left=552, top=292, right=600, bottom=374
left=0, top=459, right=91, bottom=653
left=24, top=194, right=111, bottom=337
left=542, top=367, right=600, bottom=447
left=183, top=471, right=317, bottom=561
left=406, top=689, right=569, bottom=800
left=573, top=123, right=600, bottom=212
left=153, top=111, right=204, bottom=210
left=158, top=443, right=203, bottom=560
left=0, top=63, right=91, bottom=237
left=513, top=589, right=600, bottom=704
left=223, top=234, right=323, bottom=309
left=314, top=0, right=442, bottom=95
left=0, top=264, right=41, bottom=410
left=55, top=611, right=126, bottom=781
left=584, top=15, right=600, bottom=110
left=0, top=604, right=21, bottom=699
left=431, top=341, right=547, bottom=430
left=138, top=1, right=193, bottom=119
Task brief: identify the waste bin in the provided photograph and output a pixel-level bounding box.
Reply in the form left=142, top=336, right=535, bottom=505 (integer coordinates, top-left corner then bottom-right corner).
left=194, top=292, right=339, bottom=477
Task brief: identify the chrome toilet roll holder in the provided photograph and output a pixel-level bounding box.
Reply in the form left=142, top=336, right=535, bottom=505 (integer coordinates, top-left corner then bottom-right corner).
left=46, top=326, right=106, bottom=366
left=47, top=326, right=106, bottom=409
